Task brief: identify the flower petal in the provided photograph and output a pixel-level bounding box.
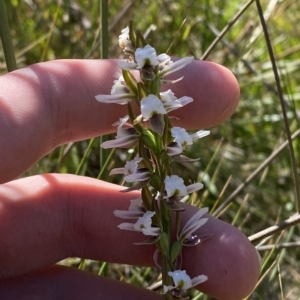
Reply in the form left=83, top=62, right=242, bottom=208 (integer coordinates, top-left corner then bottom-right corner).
left=181, top=218, right=208, bottom=241
left=118, top=60, right=137, bottom=70
left=113, top=210, right=144, bottom=219
left=172, top=155, right=200, bottom=163
left=149, top=114, right=165, bottom=135
left=141, top=94, right=167, bottom=120
left=120, top=180, right=149, bottom=192
left=100, top=135, right=138, bottom=149
left=95, top=93, right=133, bottom=105
left=171, top=127, right=193, bottom=147
left=190, top=130, right=210, bottom=141
left=124, top=169, right=150, bottom=182
left=167, top=142, right=183, bottom=156
left=135, top=45, right=159, bottom=68
left=159, top=56, right=194, bottom=77
left=181, top=207, right=208, bottom=233
left=109, top=168, right=125, bottom=176
left=165, top=175, right=187, bottom=197
left=191, top=274, right=208, bottom=287
left=168, top=270, right=192, bottom=290
left=117, top=222, right=135, bottom=231
left=186, top=182, right=204, bottom=194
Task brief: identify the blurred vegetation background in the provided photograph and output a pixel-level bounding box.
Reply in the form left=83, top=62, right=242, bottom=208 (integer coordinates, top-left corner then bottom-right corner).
left=1, top=0, right=300, bottom=299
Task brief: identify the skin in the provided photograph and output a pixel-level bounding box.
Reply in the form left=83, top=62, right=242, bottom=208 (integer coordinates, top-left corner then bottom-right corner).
left=0, top=59, right=260, bottom=300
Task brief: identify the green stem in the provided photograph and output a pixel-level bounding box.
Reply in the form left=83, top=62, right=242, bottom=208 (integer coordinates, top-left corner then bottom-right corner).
left=98, top=261, right=107, bottom=275
left=100, top=0, right=109, bottom=59
left=78, top=258, right=86, bottom=270
left=97, top=147, right=115, bottom=179
left=160, top=199, right=173, bottom=294
left=75, top=138, right=94, bottom=175
left=0, top=0, right=17, bottom=71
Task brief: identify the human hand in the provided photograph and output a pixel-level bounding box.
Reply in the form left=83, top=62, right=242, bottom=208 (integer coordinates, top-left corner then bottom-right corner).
left=0, top=59, right=260, bottom=300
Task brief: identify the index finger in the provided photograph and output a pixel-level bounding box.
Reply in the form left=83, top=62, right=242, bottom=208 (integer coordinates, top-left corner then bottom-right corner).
left=0, top=59, right=239, bottom=183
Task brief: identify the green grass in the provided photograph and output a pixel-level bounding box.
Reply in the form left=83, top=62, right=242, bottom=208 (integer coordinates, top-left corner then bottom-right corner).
left=1, top=0, right=300, bottom=299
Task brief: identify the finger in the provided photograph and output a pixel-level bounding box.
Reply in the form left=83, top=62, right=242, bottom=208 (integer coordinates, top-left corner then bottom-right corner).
left=0, top=174, right=259, bottom=300
left=0, top=265, right=160, bottom=300
left=0, top=59, right=239, bottom=183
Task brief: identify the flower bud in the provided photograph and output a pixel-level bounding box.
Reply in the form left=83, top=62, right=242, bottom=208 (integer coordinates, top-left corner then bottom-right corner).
left=170, top=240, right=183, bottom=261
left=149, top=173, right=161, bottom=191
left=158, top=231, right=169, bottom=255
left=122, top=69, right=137, bottom=94
left=141, top=129, right=157, bottom=151
left=150, top=77, right=161, bottom=95
left=141, top=186, right=153, bottom=211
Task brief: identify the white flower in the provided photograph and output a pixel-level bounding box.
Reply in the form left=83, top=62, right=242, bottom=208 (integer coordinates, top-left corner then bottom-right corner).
left=178, top=208, right=209, bottom=245
left=109, top=157, right=150, bottom=182
left=117, top=45, right=160, bottom=70
left=165, top=175, right=187, bottom=197
left=100, top=116, right=139, bottom=149
left=164, top=175, right=203, bottom=198
left=159, top=56, right=194, bottom=78
left=128, top=197, right=145, bottom=212
left=163, top=270, right=207, bottom=293
left=160, top=89, right=193, bottom=112
left=114, top=197, right=145, bottom=219
left=141, top=94, right=167, bottom=120
left=171, top=127, right=193, bottom=148
left=171, top=127, right=210, bottom=149
left=95, top=75, right=135, bottom=105
left=119, top=26, right=133, bottom=54
left=118, top=211, right=160, bottom=236
left=135, top=45, right=159, bottom=68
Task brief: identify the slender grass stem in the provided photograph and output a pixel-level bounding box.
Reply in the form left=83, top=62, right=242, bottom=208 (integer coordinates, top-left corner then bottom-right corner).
left=97, top=148, right=115, bottom=180
left=0, top=0, right=17, bottom=71
left=98, top=262, right=107, bottom=275
left=40, top=0, right=62, bottom=62
left=201, top=0, right=254, bottom=60
left=213, top=129, right=300, bottom=217
left=248, top=213, right=300, bottom=243
left=100, top=0, right=109, bottom=59
left=255, top=0, right=300, bottom=213
left=75, top=138, right=94, bottom=175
